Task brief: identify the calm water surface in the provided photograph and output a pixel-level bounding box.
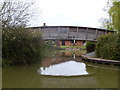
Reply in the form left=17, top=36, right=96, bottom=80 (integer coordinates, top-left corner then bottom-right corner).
left=2, top=51, right=119, bottom=88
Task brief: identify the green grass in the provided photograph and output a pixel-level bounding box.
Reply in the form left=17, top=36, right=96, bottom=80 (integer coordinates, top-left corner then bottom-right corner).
left=59, top=50, right=86, bottom=54
left=60, top=46, right=86, bottom=49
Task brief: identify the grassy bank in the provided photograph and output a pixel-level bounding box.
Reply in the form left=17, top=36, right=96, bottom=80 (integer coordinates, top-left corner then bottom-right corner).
left=60, top=46, right=86, bottom=49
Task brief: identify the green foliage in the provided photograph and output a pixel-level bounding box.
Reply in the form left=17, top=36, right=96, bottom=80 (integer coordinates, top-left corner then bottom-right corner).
left=2, top=27, right=46, bottom=66
left=95, top=33, right=120, bottom=60
left=100, top=1, right=120, bottom=31
left=86, top=41, right=96, bottom=53
left=108, top=1, right=120, bottom=31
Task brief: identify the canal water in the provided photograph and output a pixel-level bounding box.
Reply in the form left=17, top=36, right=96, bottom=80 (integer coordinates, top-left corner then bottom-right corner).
left=2, top=50, right=119, bottom=88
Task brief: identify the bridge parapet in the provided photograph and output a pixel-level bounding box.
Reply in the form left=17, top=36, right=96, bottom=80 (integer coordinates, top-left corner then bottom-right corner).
left=39, top=26, right=114, bottom=41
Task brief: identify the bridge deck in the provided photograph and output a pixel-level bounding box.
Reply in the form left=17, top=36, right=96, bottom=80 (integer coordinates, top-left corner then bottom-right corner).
left=28, top=26, right=114, bottom=41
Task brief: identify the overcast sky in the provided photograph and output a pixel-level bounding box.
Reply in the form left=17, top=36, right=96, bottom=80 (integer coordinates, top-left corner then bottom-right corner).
left=28, top=0, right=109, bottom=28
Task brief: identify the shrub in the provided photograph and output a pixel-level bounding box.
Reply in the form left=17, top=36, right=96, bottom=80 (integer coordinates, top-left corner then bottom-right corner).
left=2, top=26, right=46, bottom=66
left=95, top=33, right=120, bottom=60
left=86, top=41, right=96, bottom=53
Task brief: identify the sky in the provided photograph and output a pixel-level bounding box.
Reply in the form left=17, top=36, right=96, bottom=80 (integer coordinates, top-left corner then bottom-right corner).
left=28, top=0, right=109, bottom=28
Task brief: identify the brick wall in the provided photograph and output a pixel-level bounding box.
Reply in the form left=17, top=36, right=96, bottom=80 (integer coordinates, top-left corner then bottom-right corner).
left=65, top=41, right=71, bottom=46
left=58, top=40, right=83, bottom=46
left=76, top=40, right=83, bottom=46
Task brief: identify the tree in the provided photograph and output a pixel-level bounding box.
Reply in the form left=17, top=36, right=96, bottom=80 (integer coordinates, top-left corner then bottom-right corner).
left=0, top=1, right=34, bottom=28
left=108, top=1, right=120, bottom=31
left=100, top=0, right=120, bottom=31
left=1, top=1, right=45, bottom=66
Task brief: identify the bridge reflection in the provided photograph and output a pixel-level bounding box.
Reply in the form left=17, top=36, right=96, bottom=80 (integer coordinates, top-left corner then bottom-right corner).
left=41, top=51, right=84, bottom=68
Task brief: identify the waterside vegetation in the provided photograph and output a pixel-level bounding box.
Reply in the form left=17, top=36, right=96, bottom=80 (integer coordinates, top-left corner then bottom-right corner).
left=96, top=1, right=120, bottom=60
left=86, top=41, right=96, bottom=53
left=96, top=33, right=120, bottom=60
left=2, top=27, right=51, bottom=66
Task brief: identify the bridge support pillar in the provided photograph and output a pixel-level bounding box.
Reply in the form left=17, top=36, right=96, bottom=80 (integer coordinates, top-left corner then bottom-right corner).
left=74, top=40, right=75, bottom=44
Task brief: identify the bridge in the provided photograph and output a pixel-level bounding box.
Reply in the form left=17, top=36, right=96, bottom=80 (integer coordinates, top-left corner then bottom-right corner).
left=29, top=26, right=114, bottom=46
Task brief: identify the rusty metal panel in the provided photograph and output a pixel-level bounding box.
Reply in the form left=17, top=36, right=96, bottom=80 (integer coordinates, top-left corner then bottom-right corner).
left=77, top=28, right=87, bottom=40
left=97, top=30, right=105, bottom=37
left=34, top=26, right=115, bottom=41
left=87, top=29, right=96, bottom=40
left=59, top=27, right=69, bottom=39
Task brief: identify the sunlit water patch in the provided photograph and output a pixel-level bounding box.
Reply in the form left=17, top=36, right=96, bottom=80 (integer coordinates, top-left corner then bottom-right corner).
left=38, top=61, right=89, bottom=76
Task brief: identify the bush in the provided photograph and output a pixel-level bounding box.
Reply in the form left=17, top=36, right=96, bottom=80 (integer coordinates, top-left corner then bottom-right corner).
left=95, top=33, right=120, bottom=60
left=2, top=26, right=46, bottom=66
left=86, top=41, right=96, bottom=53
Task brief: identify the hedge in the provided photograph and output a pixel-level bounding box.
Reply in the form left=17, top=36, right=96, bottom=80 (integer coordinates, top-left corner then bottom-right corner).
left=86, top=41, right=96, bottom=53
left=2, top=27, right=46, bottom=66
left=95, top=33, right=120, bottom=60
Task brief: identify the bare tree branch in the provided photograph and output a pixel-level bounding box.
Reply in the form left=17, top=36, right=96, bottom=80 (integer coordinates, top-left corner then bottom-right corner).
left=1, top=0, right=35, bottom=28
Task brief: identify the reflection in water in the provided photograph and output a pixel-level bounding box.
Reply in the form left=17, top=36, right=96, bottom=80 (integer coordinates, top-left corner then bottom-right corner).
left=39, top=61, right=88, bottom=76
left=2, top=50, right=119, bottom=88
left=61, top=51, right=82, bottom=57
left=41, top=51, right=83, bottom=68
